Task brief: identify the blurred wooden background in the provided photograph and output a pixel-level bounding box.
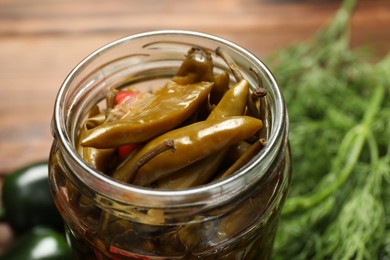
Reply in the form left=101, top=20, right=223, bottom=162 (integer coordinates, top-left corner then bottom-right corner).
left=0, top=0, right=389, bottom=252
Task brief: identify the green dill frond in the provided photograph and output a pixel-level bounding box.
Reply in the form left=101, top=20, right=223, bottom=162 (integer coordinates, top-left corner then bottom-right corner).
left=269, top=0, right=390, bottom=258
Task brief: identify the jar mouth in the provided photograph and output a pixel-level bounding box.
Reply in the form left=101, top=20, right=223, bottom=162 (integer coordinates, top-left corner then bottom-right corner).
left=53, top=30, right=287, bottom=208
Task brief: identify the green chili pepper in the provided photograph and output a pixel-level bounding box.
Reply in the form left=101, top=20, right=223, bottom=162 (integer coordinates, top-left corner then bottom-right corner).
left=156, top=79, right=251, bottom=189
left=0, top=226, right=71, bottom=260
left=1, top=161, right=64, bottom=233
left=113, top=116, right=262, bottom=186
left=209, top=71, right=230, bottom=106
left=207, top=79, right=249, bottom=120
left=78, top=124, right=116, bottom=172
left=81, top=81, right=213, bottom=148
left=172, top=47, right=214, bottom=85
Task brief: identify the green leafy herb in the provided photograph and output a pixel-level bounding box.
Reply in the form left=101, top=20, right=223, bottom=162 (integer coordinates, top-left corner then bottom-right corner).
left=268, top=0, right=390, bottom=258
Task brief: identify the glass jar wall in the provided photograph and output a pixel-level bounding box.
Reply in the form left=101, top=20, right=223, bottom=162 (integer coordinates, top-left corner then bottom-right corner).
left=49, top=30, right=291, bottom=260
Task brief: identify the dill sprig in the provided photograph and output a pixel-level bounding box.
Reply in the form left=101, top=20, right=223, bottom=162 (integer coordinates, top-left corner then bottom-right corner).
left=268, top=0, right=390, bottom=258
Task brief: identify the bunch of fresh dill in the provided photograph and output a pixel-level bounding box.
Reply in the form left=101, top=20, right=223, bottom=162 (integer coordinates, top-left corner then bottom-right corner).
left=268, top=0, right=390, bottom=258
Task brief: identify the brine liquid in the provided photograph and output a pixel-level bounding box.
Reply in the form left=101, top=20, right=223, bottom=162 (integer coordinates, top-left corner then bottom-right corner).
left=50, top=145, right=290, bottom=260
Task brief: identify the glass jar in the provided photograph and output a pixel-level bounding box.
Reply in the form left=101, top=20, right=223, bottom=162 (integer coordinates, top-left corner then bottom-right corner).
left=49, top=30, right=291, bottom=260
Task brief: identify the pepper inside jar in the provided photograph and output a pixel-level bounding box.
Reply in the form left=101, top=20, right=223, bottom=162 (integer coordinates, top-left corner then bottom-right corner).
left=49, top=31, right=291, bottom=260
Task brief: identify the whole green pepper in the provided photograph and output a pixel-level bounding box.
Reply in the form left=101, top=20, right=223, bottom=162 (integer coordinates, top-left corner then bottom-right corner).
left=81, top=81, right=213, bottom=148
left=1, top=161, right=63, bottom=233
left=207, top=79, right=249, bottom=120
left=0, top=226, right=71, bottom=260
left=113, top=116, right=262, bottom=186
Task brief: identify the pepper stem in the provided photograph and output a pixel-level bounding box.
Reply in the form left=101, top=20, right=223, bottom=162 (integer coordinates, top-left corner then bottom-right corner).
left=250, top=67, right=268, bottom=140
left=125, top=140, right=176, bottom=183
left=216, top=47, right=244, bottom=81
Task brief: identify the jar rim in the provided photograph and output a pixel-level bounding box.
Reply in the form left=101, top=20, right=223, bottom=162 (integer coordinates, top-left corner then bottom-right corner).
left=53, top=30, right=287, bottom=208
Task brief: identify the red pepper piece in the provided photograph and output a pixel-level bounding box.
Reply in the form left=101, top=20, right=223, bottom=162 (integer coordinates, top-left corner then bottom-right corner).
left=118, top=144, right=138, bottom=160
left=114, top=90, right=138, bottom=105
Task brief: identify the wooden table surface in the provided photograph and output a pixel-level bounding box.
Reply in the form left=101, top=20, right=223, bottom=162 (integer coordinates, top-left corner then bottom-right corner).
left=0, top=0, right=389, bottom=253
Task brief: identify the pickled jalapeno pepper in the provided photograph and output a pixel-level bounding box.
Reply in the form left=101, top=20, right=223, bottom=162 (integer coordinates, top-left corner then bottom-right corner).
left=81, top=81, right=213, bottom=148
